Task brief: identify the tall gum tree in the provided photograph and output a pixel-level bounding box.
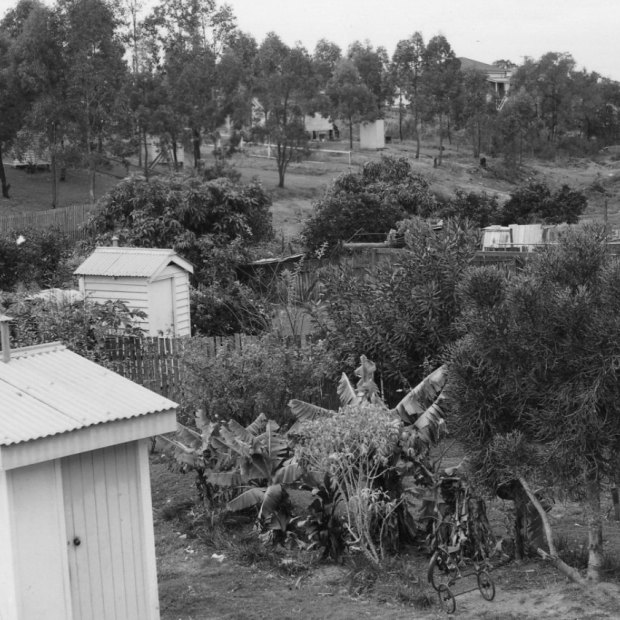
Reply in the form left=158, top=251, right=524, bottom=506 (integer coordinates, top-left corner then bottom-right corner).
left=421, top=35, right=461, bottom=166
left=58, top=0, right=128, bottom=203
left=254, top=33, right=317, bottom=188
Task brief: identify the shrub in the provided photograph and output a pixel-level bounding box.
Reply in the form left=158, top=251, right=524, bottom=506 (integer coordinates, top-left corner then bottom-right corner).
left=0, top=293, right=144, bottom=362
left=0, top=228, right=72, bottom=290
left=190, top=281, right=270, bottom=336
left=179, top=335, right=333, bottom=427
left=302, top=155, right=436, bottom=251
left=436, top=189, right=503, bottom=228
left=499, top=181, right=587, bottom=225
left=316, top=217, right=480, bottom=400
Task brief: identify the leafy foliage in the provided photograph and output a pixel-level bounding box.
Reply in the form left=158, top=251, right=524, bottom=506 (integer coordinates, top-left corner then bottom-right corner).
left=436, top=189, right=503, bottom=228
left=302, top=156, right=437, bottom=250
left=86, top=173, right=273, bottom=248
left=499, top=181, right=587, bottom=225
left=179, top=334, right=333, bottom=428
left=447, top=225, right=620, bottom=579
left=0, top=293, right=144, bottom=362
left=0, top=227, right=72, bottom=290
left=315, top=217, right=479, bottom=399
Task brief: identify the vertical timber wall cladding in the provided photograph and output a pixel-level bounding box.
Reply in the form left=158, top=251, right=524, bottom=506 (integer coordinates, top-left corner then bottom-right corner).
left=61, top=441, right=158, bottom=620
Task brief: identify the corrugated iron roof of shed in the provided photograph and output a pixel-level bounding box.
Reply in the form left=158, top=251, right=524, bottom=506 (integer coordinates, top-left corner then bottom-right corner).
left=74, top=247, right=194, bottom=279
left=0, top=342, right=178, bottom=446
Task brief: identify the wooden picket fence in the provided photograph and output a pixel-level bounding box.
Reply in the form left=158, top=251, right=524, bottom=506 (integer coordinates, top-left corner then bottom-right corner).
left=0, top=203, right=93, bottom=240
left=102, top=333, right=261, bottom=399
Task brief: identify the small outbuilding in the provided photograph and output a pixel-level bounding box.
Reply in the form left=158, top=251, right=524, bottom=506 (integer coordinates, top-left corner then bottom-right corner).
left=0, top=316, right=177, bottom=620
left=360, top=119, right=386, bottom=150
left=74, top=247, right=194, bottom=337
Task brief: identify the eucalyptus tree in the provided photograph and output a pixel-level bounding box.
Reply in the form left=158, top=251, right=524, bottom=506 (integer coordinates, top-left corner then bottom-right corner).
left=143, top=0, right=238, bottom=167
left=325, top=58, right=376, bottom=150
left=347, top=40, right=392, bottom=114
left=390, top=32, right=425, bottom=154
left=421, top=35, right=461, bottom=165
left=254, top=33, right=317, bottom=188
left=56, top=0, right=128, bottom=202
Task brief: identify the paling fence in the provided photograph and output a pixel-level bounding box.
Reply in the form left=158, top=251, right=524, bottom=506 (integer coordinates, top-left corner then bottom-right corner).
left=0, top=203, right=93, bottom=240
left=102, top=333, right=260, bottom=400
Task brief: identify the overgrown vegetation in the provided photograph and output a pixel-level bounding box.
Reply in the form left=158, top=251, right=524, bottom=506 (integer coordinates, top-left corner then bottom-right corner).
left=314, top=217, right=479, bottom=400
left=302, top=156, right=437, bottom=251
left=447, top=225, right=620, bottom=582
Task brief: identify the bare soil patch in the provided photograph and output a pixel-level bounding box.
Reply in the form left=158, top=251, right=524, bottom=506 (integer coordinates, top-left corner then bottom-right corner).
left=152, top=454, right=620, bottom=620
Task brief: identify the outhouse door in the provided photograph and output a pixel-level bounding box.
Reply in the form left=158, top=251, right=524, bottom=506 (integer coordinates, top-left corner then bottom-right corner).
left=62, top=442, right=155, bottom=620
left=150, top=278, right=175, bottom=336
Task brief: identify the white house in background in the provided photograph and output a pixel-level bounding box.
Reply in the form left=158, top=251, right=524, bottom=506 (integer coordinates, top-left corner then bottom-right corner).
left=360, top=119, right=386, bottom=150
left=74, top=247, right=194, bottom=337
left=458, top=58, right=514, bottom=109
left=0, top=316, right=177, bottom=620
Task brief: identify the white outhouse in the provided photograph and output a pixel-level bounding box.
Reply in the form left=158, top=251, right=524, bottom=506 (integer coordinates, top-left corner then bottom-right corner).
left=0, top=316, right=177, bottom=620
left=74, top=247, right=194, bottom=337
left=360, top=119, right=386, bottom=150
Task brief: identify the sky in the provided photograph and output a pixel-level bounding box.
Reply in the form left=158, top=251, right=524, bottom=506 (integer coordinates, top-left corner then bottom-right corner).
left=1, top=0, right=619, bottom=80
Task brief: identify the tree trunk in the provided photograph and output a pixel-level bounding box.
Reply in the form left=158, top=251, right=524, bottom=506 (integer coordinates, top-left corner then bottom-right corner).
left=143, top=129, right=149, bottom=180
left=585, top=478, right=603, bottom=582
left=172, top=139, right=179, bottom=170
left=277, top=143, right=285, bottom=188
left=193, top=128, right=201, bottom=168
left=415, top=112, right=421, bottom=159
left=0, top=143, right=11, bottom=199
left=438, top=114, right=444, bottom=166
left=51, top=151, right=57, bottom=209
left=398, top=94, right=403, bottom=142
left=611, top=482, right=620, bottom=521
left=518, top=477, right=587, bottom=586
left=349, top=118, right=353, bottom=151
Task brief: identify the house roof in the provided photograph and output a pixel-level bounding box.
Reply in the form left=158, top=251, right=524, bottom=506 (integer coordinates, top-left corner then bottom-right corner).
left=0, top=342, right=177, bottom=446
left=74, top=247, right=194, bottom=280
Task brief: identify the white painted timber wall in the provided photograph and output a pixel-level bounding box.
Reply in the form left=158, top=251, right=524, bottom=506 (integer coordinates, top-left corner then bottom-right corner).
left=151, top=265, right=191, bottom=336
left=81, top=276, right=150, bottom=331
left=1, top=440, right=160, bottom=620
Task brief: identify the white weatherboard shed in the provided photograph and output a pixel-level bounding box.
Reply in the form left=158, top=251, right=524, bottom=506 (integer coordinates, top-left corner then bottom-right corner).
left=0, top=317, right=177, bottom=620
left=74, top=247, right=194, bottom=337
left=360, top=119, right=386, bottom=150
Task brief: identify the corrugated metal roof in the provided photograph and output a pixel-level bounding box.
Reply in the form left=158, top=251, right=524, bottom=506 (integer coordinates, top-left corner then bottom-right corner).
left=0, top=342, right=177, bottom=446
left=74, top=247, right=194, bottom=279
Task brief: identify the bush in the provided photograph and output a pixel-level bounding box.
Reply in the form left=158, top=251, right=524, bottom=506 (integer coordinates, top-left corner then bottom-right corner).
left=436, top=189, right=503, bottom=228
left=0, top=293, right=144, bottom=362
left=499, top=181, right=587, bottom=225
left=179, top=335, right=333, bottom=427
left=86, top=174, right=273, bottom=253
left=302, top=156, right=436, bottom=251
left=190, top=281, right=270, bottom=336
left=316, top=217, right=480, bottom=400
left=0, top=228, right=72, bottom=290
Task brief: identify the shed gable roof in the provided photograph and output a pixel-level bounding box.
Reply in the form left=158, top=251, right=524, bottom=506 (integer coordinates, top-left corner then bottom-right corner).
left=74, top=247, right=194, bottom=280
left=0, top=342, right=177, bottom=446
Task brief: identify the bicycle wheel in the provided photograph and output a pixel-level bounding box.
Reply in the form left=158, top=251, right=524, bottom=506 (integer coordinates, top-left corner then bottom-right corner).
left=428, top=549, right=455, bottom=591
left=437, top=584, right=456, bottom=614
left=477, top=569, right=495, bottom=601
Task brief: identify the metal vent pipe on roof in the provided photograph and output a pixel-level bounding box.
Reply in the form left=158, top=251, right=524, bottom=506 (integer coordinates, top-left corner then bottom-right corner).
left=0, top=314, right=12, bottom=363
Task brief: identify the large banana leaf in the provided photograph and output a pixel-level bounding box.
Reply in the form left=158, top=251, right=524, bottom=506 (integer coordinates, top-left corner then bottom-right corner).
left=337, top=372, right=358, bottom=406
left=258, top=484, right=285, bottom=520
left=392, top=365, right=447, bottom=424
left=288, top=399, right=335, bottom=421
left=273, top=462, right=302, bottom=484
left=207, top=470, right=245, bottom=487
left=228, top=486, right=266, bottom=512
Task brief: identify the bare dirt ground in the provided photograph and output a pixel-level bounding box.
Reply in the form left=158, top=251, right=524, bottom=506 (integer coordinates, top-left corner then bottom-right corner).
left=152, top=455, right=620, bottom=620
